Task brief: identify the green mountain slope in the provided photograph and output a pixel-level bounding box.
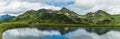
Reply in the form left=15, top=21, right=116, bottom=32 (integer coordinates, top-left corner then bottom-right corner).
left=11, top=8, right=81, bottom=24
left=84, top=10, right=112, bottom=24
left=10, top=7, right=120, bottom=24
left=111, top=15, right=120, bottom=24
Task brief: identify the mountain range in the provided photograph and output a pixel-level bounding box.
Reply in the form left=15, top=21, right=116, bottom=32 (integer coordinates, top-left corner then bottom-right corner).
left=0, top=14, right=15, bottom=23
left=8, top=7, right=120, bottom=24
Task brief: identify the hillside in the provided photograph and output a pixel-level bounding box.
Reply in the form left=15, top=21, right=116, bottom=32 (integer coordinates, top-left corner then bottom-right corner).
left=84, top=10, right=120, bottom=24
left=10, top=7, right=120, bottom=24
left=11, top=8, right=82, bottom=24
left=84, top=10, right=112, bottom=24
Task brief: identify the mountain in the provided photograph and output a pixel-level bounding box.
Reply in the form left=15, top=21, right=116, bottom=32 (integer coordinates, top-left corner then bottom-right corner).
left=10, top=7, right=120, bottom=24
left=110, top=15, right=120, bottom=24
left=11, top=8, right=80, bottom=24
left=84, top=10, right=112, bottom=24
left=84, top=10, right=120, bottom=24
left=58, top=7, right=82, bottom=23
left=0, top=14, right=15, bottom=23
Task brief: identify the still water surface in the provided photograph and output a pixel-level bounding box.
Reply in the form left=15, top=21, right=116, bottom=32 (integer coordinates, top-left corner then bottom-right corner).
left=2, top=28, right=120, bottom=39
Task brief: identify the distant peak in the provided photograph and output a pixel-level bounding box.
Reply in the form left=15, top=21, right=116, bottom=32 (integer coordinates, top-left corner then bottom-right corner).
left=38, top=8, right=47, bottom=11
left=25, top=10, right=36, bottom=14
left=37, top=8, right=47, bottom=12
left=1, top=14, right=14, bottom=17
left=86, top=12, right=93, bottom=15
left=60, top=7, right=70, bottom=11
left=3, top=14, right=10, bottom=16
left=61, top=7, right=68, bottom=10
left=29, top=10, right=36, bottom=11
left=97, top=10, right=107, bottom=13
left=95, top=10, right=110, bottom=15
left=26, top=10, right=36, bottom=12
left=5, top=14, right=9, bottom=16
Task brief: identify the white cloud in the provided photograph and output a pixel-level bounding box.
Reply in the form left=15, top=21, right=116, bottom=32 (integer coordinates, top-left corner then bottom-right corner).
left=69, top=0, right=120, bottom=15
left=0, top=0, right=71, bottom=3
left=0, top=0, right=63, bottom=16
left=0, top=0, right=120, bottom=16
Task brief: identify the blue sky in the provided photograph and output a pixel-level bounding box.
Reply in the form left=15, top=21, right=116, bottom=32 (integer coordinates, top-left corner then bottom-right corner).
left=0, top=0, right=120, bottom=16
left=46, top=1, right=75, bottom=7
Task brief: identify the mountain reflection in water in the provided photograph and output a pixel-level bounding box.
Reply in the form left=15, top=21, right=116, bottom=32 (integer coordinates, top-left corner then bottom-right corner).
left=2, top=28, right=120, bottom=39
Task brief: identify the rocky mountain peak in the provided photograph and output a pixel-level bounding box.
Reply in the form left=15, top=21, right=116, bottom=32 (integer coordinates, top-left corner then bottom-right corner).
left=95, top=10, right=110, bottom=15
left=60, top=7, right=70, bottom=12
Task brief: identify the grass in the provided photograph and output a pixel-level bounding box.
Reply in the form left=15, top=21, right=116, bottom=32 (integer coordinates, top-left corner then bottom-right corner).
left=0, top=22, right=120, bottom=39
